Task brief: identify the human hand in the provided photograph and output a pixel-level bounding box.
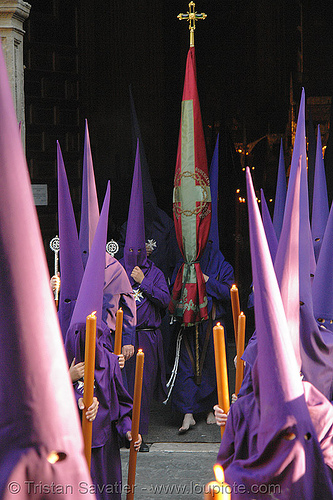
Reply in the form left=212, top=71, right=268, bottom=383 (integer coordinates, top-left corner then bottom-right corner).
left=78, top=396, right=99, bottom=422
left=231, top=393, right=238, bottom=404
left=126, top=431, right=142, bottom=451
left=69, top=358, right=85, bottom=383
left=131, top=266, right=144, bottom=284
left=118, top=354, right=125, bottom=369
left=213, top=404, right=228, bottom=427
left=50, top=272, right=61, bottom=293
left=122, top=344, right=135, bottom=361
left=145, top=243, right=153, bottom=256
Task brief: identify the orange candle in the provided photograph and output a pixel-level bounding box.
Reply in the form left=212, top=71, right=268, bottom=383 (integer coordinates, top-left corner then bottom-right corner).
left=213, top=323, right=230, bottom=438
left=82, top=311, right=97, bottom=470
left=204, top=481, right=222, bottom=499
left=204, top=464, right=231, bottom=499
left=114, top=307, right=123, bottom=355
left=127, top=349, right=144, bottom=500
left=230, top=284, right=240, bottom=344
left=235, top=312, right=246, bottom=396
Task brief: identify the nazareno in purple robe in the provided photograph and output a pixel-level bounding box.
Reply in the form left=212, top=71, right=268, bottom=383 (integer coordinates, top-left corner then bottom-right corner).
left=65, top=322, right=133, bottom=500
left=170, top=241, right=234, bottom=415
left=121, top=257, right=169, bottom=435
left=102, top=253, right=136, bottom=349
left=220, top=165, right=333, bottom=498
left=217, top=370, right=333, bottom=482
left=231, top=339, right=333, bottom=477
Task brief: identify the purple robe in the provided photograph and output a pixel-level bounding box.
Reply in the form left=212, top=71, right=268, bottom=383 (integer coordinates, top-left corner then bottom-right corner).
left=238, top=331, right=257, bottom=397
left=217, top=380, right=333, bottom=479
left=233, top=149, right=333, bottom=497
left=170, top=243, right=234, bottom=414
left=121, top=258, right=169, bottom=435
left=65, top=323, right=133, bottom=500
left=102, top=254, right=136, bottom=348
left=217, top=391, right=259, bottom=469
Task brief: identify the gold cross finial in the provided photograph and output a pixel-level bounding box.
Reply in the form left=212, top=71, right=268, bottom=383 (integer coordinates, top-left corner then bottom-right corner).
left=178, top=2, right=207, bottom=47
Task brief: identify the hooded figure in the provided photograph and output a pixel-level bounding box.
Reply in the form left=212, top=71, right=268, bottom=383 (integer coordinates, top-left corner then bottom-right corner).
left=55, top=137, right=136, bottom=354
left=245, top=91, right=333, bottom=401
left=65, top=183, right=135, bottom=499
left=295, top=138, right=333, bottom=400
left=0, top=43, right=94, bottom=499
left=217, top=167, right=333, bottom=498
left=79, top=119, right=100, bottom=268
left=71, top=120, right=137, bottom=360
left=117, top=86, right=179, bottom=282
left=287, top=89, right=316, bottom=287
left=273, top=138, right=287, bottom=240
left=311, top=125, right=329, bottom=262
left=120, top=141, right=170, bottom=449
left=169, top=136, right=234, bottom=433
left=312, top=198, right=333, bottom=330
left=102, top=253, right=136, bottom=359
left=57, top=141, right=84, bottom=341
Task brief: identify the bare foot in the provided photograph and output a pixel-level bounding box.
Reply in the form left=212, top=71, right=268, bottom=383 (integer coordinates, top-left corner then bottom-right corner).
left=206, top=411, right=215, bottom=424
left=178, top=413, right=196, bottom=434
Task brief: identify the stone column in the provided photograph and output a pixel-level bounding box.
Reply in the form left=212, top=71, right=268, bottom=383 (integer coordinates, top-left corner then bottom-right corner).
left=0, top=0, right=31, bottom=150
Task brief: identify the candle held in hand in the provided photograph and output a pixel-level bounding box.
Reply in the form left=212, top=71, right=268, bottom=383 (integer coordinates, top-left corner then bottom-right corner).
left=82, top=311, right=97, bottom=470
left=213, top=323, right=230, bottom=438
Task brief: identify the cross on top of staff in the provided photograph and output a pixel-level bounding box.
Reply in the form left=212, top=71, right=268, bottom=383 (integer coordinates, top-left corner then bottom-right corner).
left=177, top=2, right=207, bottom=47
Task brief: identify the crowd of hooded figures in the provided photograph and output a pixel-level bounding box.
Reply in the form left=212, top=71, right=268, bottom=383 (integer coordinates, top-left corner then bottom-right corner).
left=2, top=24, right=333, bottom=496
left=51, top=87, right=333, bottom=499
left=49, top=118, right=237, bottom=499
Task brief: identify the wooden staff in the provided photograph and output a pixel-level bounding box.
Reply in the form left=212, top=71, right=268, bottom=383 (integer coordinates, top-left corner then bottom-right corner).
left=127, top=349, right=144, bottom=500
left=213, top=323, right=230, bottom=439
left=114, top=307, right=123, bottom=355
left=82, top=311, right=97, bottom=470
left=235, top=312, right=246, bottom=396
left=230, top=284, right=240, bottom=344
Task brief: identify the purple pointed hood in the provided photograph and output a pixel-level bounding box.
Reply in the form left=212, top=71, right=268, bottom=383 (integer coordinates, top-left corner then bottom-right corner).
left=286, top=110, right=333, bottom=399
left=208, top=135, right=219, bottom=249
left=129, top=85, right=157, bottom=208
left=260, top=188, right=278, bottom=262
left=311, top=125, right=329, bottom=261
left=287, top=115, right=333, bottom=400
left=0, top=43, right=93, bottom=497
left=79, top=119, right=100, bottom=267
left=240, top=161, right=302, bottom=373
left=65, top=183, right=133, bottom=449
left=57, top=141, right=84, bottom=340
left=274, top=158, right=301, bottom=368
left=288, top=90, right=316, bottom=304
left=70, top=182, right=110, bottom=332
left=297, top=173, right=333, bottom=400
left=307, top=108, right=316, bottom=216
left=312, top=199, right=333, bottom=325
left=224, top=167, right=333, bottom=497
left=123, top=140, right=148, bottom=283
left=286, top=89, right=306, bottom=205
left=272, top=138, right=286, bottom=240
left=247, top=167, right=303, bottom=420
